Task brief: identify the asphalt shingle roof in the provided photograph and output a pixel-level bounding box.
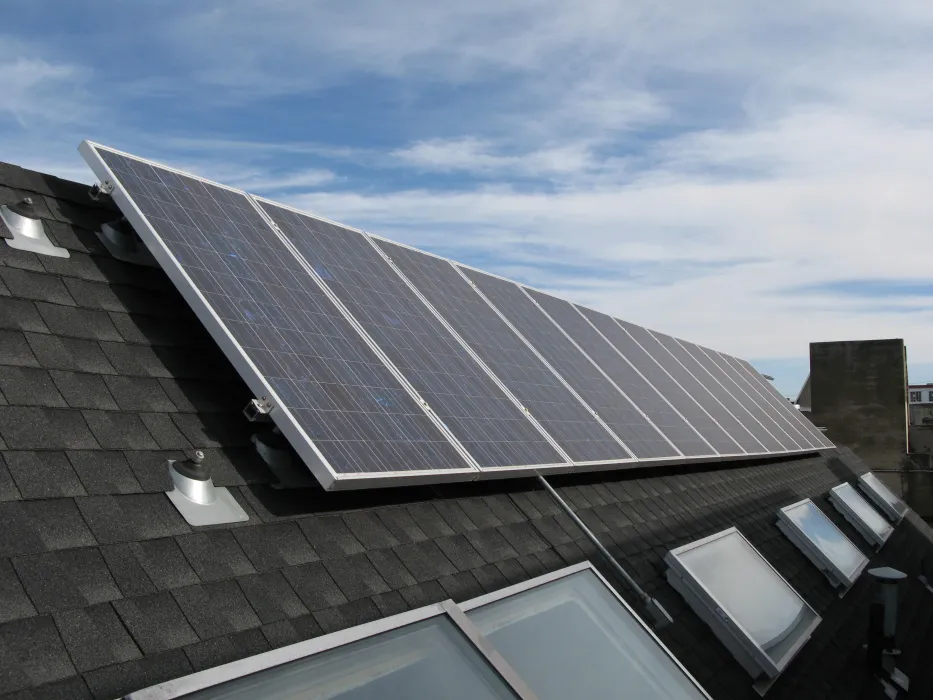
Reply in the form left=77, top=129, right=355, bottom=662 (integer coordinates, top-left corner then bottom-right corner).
left=0, top=159, right=931, bottom=700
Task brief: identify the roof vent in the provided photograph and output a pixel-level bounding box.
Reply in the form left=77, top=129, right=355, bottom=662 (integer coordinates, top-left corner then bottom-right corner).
left=96, top=216, right=159, bottom=267
left=0, top=198, right=70, bottom=258
left=866, top=567, right=909, bottom=698
left=166, top=450, right=249, bottom=526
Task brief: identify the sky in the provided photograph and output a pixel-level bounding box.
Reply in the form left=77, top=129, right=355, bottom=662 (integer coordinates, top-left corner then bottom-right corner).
left=3, top=1, right=933, bottom=398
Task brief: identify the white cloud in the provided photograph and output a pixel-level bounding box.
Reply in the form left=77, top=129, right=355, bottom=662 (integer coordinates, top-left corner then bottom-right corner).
left=4, top=0, right=933, bottom=388
left=0, top=55, right=79, bottom=124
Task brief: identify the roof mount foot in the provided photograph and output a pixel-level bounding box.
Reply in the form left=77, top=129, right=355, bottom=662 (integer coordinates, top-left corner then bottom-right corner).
left=96, top=216, right=159, bottom=267
left=0, top=198, right=70, bottom=258
left=251, top=429, right=316, bottom=489
left=166, top=450, right=249, bottom=526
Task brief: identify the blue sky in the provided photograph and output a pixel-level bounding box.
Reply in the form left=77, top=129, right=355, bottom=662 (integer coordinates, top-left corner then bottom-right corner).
left=3, top=1, right=933, bottom=398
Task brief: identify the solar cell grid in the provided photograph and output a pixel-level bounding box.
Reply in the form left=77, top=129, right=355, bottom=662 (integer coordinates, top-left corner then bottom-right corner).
left=458, top=268, right=677, bottom=460
left=726, top=355, right=831, bottom=448
left=373, top=239, right=629, bottom=464
left=670, top=337, right=788, bottom=452
left=618, top=322, right=763, bottom=454
left=695, top=346, right=809, bottom=450
left=577, top=307, right=742, bottom=455
left=527, top=290, right=714, bottom=458
left=256, top=200, right=565, bottom=469
left=92, top=146, right=470, bottom=479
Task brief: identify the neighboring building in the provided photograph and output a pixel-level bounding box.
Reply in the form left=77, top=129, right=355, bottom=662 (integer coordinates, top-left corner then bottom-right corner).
left=908, top=383, right=933, bottom=426
left=1, top=159, right=932, bottom=700
left=795, top=373, right=811, bottom=413
left=809, top=339, right=909, bottom=471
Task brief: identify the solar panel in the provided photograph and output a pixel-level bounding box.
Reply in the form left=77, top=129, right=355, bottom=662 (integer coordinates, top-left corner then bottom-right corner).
left=669, top=337, right=789, bottom=452
left=372, top=239, right=629, bottom=465
left=525, top=290, right=714, bottom=458
left=80, top=143, right=473, bottom=488
left=576, top=307, right=742, bottom=456
left=726, top=355, right=833, bottom=448
left=82, top=141, right=823, bottom=490
left=254, top=199, right=564, bottom=470
left=457, top=267, right=675, bottom=460
left=696, top=348, right=816, bottom=451
left=617, top=322, right=764, bottom=454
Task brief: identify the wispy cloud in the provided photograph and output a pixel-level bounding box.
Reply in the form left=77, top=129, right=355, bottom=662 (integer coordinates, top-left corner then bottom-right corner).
left=3, top=0, right=933, bottom=392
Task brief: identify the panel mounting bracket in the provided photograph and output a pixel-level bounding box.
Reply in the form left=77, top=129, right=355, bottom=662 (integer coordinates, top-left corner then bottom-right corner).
left=89, top=180, right=114, bottom=201
left=244, top=398, right=275, bottom=422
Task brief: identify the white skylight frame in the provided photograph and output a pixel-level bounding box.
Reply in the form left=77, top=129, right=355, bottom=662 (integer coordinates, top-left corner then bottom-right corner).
left=858, top=472, right=908, bottom=523
left=124, top=601, right=538, bottom=700
left=459, top=562, right=712, bottom=700
left=828, top=482, right=894, bottom=548
left=665, top=527, right=821, bottom=692
left=776, top=499, right=869, bottom=591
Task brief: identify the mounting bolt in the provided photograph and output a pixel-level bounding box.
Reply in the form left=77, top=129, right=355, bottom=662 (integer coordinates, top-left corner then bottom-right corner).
left=192, top=450, right=204, bottom=464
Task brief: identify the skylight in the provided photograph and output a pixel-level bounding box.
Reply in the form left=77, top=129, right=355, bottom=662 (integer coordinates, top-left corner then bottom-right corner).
left=828, top=482, right=893, bottom=548
left=858, top=472, right=908, bottom=523
left=125, top=603, right=534, bottom=700
left=777, top=499, right=868, bottom=590
left=665, top=527, right=821, bottom=689
left=461, top=563, right=711, bottom=700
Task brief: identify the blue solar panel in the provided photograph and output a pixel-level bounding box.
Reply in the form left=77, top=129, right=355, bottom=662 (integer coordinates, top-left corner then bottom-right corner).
left=654, top=334, right=785, bottom=452
left=615, top=321, right=762, bottom=454
left=372, top=240, right=627, bottom=465
left=458, top=268, right=675, bottom=460
left=526, top=290, right=714, bottom=458
left=87, top=145, right=471, bottom=483
left=576, top=307, right=742, bottom=455
left=256, top=200, right=565, bottom=469
left=686, top=343, right=806, bottom=451
left=725, top=355, right=830, bottom=448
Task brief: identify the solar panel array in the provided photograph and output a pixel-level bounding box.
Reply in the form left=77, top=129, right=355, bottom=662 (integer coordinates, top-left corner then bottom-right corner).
left=80, top=141, right=834, bottom=490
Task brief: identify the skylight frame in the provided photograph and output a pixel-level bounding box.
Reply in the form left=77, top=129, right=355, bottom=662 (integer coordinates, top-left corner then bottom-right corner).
left=665, top=527, right=822, bottom=691
left=459, top=561, right=713, bottom=700
left=858, top=472, right=908, bottom=523
left=776, top=498, right=869, bottom=591
left=124, top=601, right=538, bottom=700
left=828, top=482, right=893, bottom=548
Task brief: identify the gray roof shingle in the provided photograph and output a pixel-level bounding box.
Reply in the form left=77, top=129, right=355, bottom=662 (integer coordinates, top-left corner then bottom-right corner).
left=1, top=159, right=931, bottom=700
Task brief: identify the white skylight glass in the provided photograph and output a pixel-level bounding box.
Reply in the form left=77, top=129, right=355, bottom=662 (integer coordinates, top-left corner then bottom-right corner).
left=858, top=472, right=908, bottom=522
left=461, top=564, right=711, bottom=700
left=125, top=604, right=532, bottom=700
left=829, top=483, right=893, bottom=548
left=777, top=499, right=868, bottom=588
left=665, top=527, right=821, bottom=685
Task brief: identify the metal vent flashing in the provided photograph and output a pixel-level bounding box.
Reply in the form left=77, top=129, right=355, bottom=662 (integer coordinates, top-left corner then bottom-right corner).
left=96, top=216, right=159, bottom=267
left=0, top=198, right=70, bottom=258
left=166, top=451, right=249, bottom=525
